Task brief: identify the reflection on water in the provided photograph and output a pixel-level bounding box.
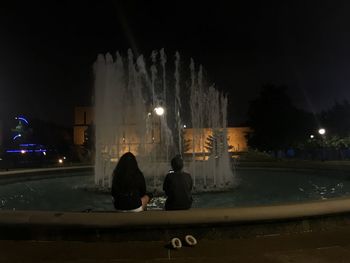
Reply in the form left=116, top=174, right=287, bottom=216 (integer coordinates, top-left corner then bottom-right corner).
left=0, top=168, right=350, bottom=211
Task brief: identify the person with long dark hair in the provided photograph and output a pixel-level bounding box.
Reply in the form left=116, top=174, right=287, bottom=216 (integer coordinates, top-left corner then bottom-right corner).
left=111, top=152, right=151, bottom=212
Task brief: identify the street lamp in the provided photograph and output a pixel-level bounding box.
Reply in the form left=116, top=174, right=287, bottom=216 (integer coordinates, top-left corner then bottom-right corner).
left=318, top=128, right=326, bottom=135
left=318, top=128, right=326, bottom=161
left=154, top=106, right=165, bottom=160
left=154, top=106, right=165, bottom=141
left=154, top=106, right=165, bottom=116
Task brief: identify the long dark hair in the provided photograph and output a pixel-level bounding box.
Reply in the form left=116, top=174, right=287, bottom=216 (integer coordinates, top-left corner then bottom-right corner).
left=112, top=152, right=142, bottom=192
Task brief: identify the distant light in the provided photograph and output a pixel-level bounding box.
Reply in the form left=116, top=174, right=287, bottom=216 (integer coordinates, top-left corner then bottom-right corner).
left=13, top=134, right=22, bottom=140
left=20, top=150, right=26, bottom=154
left=183, top=124, right=187, bottom=128
left=43, top=152, right=47, bottom=156
left=6, top=149, right=47, bottom=153
left=58, top=159, right=63, bottom=164
left=15, top=116, right=29, bottom=125
left=310, top=135, right=314, bottom=139
left=19, top=144, right=37, bottom=147
left=154, top=106, right=165, bottom=116
left=63, top=156, right=66, bottom=160
left=318, top=128, right=326, bottom=135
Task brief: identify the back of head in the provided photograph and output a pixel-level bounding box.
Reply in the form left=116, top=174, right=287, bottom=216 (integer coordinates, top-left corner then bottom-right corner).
left=113, top=152, right=140, bottom=185
left=171, top=155, right=184, bottom=172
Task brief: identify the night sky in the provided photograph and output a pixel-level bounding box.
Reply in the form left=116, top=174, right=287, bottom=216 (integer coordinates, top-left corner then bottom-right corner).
left=0, top=0, right=350, bottom=127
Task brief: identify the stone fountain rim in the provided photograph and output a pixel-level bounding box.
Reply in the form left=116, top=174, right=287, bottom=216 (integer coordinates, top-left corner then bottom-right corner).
left=0, top=197, right=348, bottom=227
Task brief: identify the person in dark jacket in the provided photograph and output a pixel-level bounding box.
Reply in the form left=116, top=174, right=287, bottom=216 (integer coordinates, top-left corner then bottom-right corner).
left=111, top=152, right=151, bottom=212
left=163, top=155, right=193, bottom=210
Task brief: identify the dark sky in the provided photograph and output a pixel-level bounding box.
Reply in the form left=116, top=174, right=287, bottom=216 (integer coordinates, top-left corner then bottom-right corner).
left=0, top=0, right=350, bottom=127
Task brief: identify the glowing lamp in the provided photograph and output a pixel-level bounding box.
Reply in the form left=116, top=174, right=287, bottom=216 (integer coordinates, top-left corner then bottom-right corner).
left=154, top=106, right=165, bottom=116
left=318, top=128, right=326, bottom=135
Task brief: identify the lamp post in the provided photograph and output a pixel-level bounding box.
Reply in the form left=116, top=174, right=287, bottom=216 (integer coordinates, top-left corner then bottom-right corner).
left=154, top=106, right=165, bottom=117
left=318, top=128, right=326, bottom=161
left=154, top=106, right=165, bottom=156
left=318, top=128, right=326, bottom=135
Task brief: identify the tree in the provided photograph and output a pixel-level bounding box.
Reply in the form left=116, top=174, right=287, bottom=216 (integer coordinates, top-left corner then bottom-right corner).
left=247, top=84, right=315, bottom=151
left=205, top=129, right=233, bottom=158
left=320, top=100, right=350, bottom=137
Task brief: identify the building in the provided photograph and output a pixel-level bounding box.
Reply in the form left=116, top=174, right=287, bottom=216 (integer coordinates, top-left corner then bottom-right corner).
left=74, top=107, right=93, bottom=145
left=73, top=107, right=250, bottom=155
left=183, top=127, right=250, bottom=155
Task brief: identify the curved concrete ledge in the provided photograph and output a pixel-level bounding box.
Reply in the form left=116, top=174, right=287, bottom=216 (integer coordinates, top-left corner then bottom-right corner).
left=1, top=198, right=350, bottom=241
left=1, top=197, right=350, bottom=227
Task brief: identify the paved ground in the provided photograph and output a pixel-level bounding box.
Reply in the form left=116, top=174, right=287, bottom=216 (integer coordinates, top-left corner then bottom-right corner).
left=2, top=226, right=350, bottom=262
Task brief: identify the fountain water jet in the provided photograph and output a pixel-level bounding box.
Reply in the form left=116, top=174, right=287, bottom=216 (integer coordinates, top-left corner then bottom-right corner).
left=94, top=49, right=235, bottom=191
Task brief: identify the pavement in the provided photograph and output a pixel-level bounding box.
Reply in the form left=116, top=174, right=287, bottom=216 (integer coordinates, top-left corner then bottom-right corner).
left=2, top=225, right=350, bottom=262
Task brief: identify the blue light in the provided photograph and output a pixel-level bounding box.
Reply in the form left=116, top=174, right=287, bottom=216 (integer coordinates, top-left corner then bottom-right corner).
left=6, top=150, right=23, bottom=153
left=13, top=134, right=22, bottom=140
left=6, top=149, right=47, bottom=153
left=19, top=144, right=37, bottom=147
left=15, top=116, right=29, bottom=125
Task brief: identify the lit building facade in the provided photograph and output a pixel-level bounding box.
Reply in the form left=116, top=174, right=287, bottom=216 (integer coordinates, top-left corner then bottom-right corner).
left=74, top=107, right=93, bottom=145
left=73, top=107, right=250, bottom=155
left=183, top=127, right=250, bottom=155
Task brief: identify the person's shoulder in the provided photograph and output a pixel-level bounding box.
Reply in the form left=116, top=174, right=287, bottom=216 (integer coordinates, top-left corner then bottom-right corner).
left=182, top=171, right=191, bottom=177
left=183, top=172, right=192, bottom=181
left=164, top=172, right=173, bottom=179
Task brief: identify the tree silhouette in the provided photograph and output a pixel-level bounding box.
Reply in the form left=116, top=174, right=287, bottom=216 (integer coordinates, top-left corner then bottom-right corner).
left=205, top=129, right=233, bottom=157
left=247, top=84, right=315, bottom=151
left=320, top=100, right=350, bottom=137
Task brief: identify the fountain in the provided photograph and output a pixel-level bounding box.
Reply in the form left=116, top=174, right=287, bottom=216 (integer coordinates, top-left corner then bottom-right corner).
left=94, top=49, right=234, bottom=191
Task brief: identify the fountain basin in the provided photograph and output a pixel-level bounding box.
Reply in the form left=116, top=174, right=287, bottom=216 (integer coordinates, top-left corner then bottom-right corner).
left=1, top=164, right=350, bottom=211
left=0, top=164, right=350, bottom=241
